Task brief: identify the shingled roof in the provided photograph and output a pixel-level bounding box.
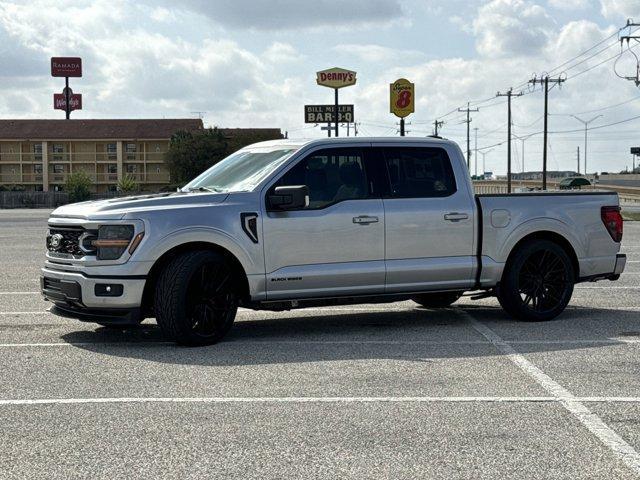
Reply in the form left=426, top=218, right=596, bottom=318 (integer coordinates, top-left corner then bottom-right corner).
left=0, top=119, right=205, bottom=140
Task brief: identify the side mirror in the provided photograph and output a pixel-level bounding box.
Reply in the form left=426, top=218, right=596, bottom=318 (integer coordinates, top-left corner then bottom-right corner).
left=268, top=185, right=309, bottom=210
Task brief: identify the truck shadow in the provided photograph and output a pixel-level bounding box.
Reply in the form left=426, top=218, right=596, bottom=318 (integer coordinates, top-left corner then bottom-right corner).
left=60, top=304, right=640, bottom=367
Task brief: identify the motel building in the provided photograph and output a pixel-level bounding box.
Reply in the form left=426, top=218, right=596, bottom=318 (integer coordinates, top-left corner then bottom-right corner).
left=0, top=119, right=282, bottom=193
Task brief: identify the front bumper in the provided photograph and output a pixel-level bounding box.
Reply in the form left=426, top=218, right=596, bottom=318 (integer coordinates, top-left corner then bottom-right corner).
left=40, top=267, right=146, bottom=311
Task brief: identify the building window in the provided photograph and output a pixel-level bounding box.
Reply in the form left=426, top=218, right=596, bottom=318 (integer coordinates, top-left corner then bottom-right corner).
left=155, top=144, right=161, bottom=152
left=126, top=164, right=137, bottom=174
left=107, top=143, right=117, bottom=160
left=108, top=164, right=117, bottom=174
left=53, top=164, right=64, bottom=174
left=34, top=164, right=43, bottom=174
left=108, top=185, right=117, bottom=193
left=34, top=185, right=43, bottom=192
left=125, top=143, right=137, bottom=160
left=33, top=144, right=43, bottom=161
left=52, top=143, right=65, bottom=161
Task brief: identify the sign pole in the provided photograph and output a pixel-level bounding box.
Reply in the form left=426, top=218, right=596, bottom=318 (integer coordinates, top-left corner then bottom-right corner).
left=334, top=88, right=339, bottom=137
left=65, top=76, right=70, bottom=120
left=400, top=118, right=405, bottom=136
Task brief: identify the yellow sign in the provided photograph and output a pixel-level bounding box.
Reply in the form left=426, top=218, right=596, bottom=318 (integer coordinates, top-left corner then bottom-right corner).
left=390, top=78, right=415, bottom=118
left=316, top=67, right=357, bottom=89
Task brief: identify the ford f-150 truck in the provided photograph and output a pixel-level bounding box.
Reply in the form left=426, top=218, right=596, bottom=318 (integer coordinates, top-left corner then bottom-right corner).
left=41, top=137, right=626, bottom=346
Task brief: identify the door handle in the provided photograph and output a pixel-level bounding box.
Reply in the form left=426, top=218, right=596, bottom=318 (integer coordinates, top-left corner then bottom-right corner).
left=353, top=215, right=379, bottom=225
left=444, top=212, right=469, bottom=222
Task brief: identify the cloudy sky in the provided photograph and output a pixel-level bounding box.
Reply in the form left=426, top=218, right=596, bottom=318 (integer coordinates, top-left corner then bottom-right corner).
left=1, top=0, right=640, bottom=174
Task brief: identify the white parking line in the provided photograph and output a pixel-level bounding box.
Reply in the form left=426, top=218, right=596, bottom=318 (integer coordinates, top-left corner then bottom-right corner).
left=0, top=338, right=636, bottom=348
left=461, top=310, right=640, bottom=476
left=0, top=311, right=50, bottom=315
left=4, top=396, right=640, bottom=407
left=0, top=292, right=40, bottom=295
left=575, top=286, right=640, bottom=289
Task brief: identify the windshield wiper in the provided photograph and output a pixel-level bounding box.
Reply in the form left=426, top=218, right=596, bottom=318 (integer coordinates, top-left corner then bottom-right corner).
left=184, top=186, right=222, bottom=193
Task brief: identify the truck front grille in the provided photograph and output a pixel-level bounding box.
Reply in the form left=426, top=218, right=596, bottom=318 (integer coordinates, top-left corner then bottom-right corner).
left=46, top=227, right=86, bottom=257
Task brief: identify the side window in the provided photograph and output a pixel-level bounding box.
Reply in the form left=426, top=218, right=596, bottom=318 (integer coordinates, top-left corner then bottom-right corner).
left=383, top=147, right=457, bottom=198
left=275, top=148, right=369, bottom=209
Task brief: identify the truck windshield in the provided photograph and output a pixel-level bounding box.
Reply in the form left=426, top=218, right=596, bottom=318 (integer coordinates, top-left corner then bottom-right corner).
left=182, top=147, right=298, bottom=193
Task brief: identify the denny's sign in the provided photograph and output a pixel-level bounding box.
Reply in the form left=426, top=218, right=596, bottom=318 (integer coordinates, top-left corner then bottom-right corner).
left=316, top=68, right=357, bottom=89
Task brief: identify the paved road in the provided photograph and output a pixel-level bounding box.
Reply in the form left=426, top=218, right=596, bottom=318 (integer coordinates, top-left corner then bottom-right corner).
left=0, top=209, right=639, bottom=479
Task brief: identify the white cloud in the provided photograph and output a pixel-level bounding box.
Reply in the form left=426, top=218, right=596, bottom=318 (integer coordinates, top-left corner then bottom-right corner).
left=548, top=0, right=590, bottom=10
left=168, top=0, right=405, bottom=30
left=263, top=42, right=304, bottom=63
left=332, top=44, right=428, bottom=64
left=473, top=0, right=555, bottom=57
left=600, top=0, right=640, bottom=19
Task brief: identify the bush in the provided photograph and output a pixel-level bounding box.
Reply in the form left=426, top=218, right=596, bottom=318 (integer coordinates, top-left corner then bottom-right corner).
left=117, top=174, right=139, bottom=193
left=65, top=171, right=93, bottom=203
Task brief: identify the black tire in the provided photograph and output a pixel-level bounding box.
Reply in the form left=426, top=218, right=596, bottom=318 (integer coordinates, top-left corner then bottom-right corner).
left=154, top=250, right=238, bottom=346
left=497, top=239, right=575, bottom=322
left=413, top=291, right=463, bottom=308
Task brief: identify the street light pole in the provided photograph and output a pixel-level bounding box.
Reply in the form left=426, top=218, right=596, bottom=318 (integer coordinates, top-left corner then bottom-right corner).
left=571, top=115, right=602, bottom=176
left=480, top=149, right=494, bottom=178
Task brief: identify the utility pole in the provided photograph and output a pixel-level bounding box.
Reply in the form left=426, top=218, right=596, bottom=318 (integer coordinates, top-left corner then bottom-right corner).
left=571, top=115, right=602, bottom=176
left=577, top=146, right=580, bottom=174
left=529, top=75, right=565, bottom=190
left=497, top=88, right=523, bottom=193
left=433, top=119, right=444, bottom=137
left=458, top=102, right=479, bottom=171
left=474, top=127, right=479, bottom=177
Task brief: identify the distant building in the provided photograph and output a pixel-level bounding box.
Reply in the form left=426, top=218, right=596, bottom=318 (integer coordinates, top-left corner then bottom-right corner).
left=0, top=119, right=282, bottom=192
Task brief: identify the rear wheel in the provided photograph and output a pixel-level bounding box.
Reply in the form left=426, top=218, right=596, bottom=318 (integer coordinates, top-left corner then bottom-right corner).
left=154, top=250, right=238, bottom=346
left=497, top=239, right=574, bottom=322
left=413, top=291, right=463, bottom=308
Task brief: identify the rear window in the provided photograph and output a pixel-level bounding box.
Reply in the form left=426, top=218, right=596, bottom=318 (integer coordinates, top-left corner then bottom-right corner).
left=383, top=147, right=457, bottom=198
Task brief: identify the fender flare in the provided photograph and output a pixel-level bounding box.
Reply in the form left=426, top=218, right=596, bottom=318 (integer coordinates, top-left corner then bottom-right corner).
left=140, top=226, right=259, bottom=275
left=497, top=217, right=584, bottom=264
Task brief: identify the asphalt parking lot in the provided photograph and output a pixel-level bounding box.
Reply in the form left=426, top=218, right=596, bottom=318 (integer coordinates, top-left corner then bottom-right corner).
left=1, top=208, right=639, bottom=479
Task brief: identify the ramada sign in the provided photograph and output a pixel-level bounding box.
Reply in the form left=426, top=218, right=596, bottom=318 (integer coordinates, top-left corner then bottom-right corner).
left=51, top=57, right=82, bottom=77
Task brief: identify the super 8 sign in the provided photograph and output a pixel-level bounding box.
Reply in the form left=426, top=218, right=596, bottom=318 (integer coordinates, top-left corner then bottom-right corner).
left=390, top=78, right=415, bottom=118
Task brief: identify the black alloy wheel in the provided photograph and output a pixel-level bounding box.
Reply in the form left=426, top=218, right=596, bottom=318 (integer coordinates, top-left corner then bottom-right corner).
left=497, top=239, right=575, bottom=322
left=155, top=250, right=238, bottom=346
left=187, top=261, right=237, bottom=339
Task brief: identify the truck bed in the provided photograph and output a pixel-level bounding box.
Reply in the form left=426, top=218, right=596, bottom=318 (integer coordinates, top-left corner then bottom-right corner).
left=475, top=190, right=621, bottom=286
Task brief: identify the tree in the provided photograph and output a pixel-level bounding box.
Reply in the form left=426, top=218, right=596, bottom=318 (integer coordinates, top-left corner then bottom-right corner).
left=165, top=127, right=283, bottom=185
left=117, top=174, right=139, bottom=193
left=65, top=170, right=92, bottom=203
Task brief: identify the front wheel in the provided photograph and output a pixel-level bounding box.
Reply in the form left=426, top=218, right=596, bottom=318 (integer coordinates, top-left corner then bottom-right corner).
left=154, top=250, right=238, bottom=346
left=497, top=239, right=575, bottom=322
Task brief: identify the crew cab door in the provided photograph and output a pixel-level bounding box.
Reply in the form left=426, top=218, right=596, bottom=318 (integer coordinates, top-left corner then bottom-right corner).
left=261, top=146, right=385, bottom=300
left=379, top=144, right=476, bottom=293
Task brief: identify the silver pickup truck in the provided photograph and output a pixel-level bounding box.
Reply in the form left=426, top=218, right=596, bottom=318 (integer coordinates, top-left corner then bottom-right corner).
left=41, top=137, right=626, bottom=346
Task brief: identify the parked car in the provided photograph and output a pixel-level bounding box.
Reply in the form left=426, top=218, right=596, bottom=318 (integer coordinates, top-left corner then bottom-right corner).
left=559, top=177, right=591, bottom=189
left=42, top=138, right=626, bottom=346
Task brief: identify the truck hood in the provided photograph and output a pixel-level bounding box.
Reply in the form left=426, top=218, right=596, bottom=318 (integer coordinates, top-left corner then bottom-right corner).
left=50, top=192, right=229, bottom=220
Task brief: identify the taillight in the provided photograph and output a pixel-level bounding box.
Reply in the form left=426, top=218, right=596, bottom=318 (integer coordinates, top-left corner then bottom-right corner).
left=601, top=206, right=623, bottom=243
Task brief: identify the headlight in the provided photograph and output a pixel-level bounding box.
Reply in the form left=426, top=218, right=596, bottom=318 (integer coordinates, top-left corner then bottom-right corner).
left=93, top=225, right=134, bottom=260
